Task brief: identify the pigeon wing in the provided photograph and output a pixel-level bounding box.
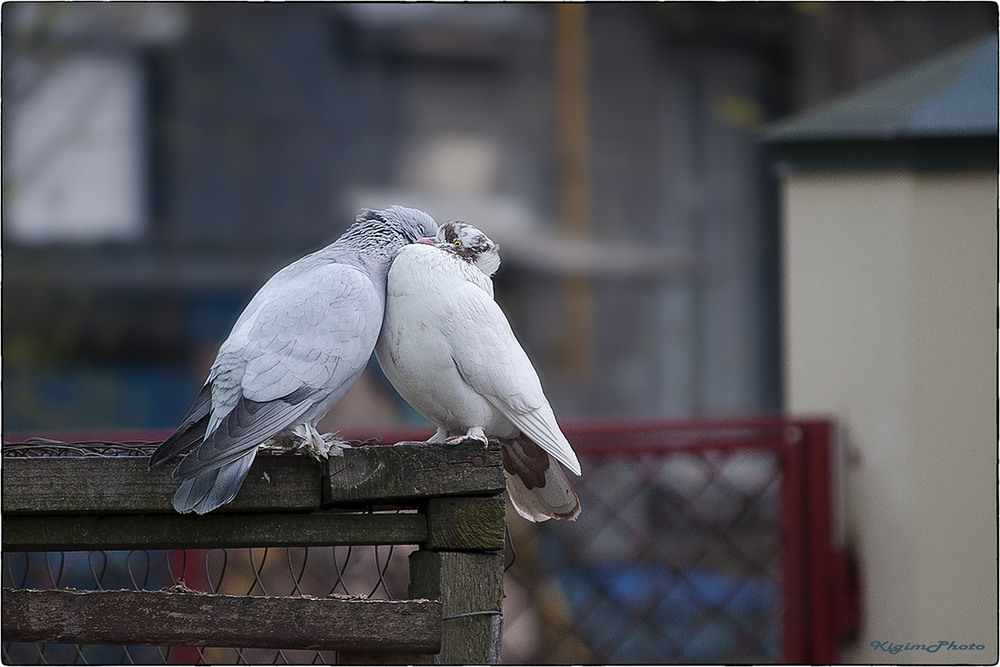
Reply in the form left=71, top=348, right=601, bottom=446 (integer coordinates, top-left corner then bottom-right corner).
left=235, top=263, right=379, bottom=404
left=148, top=383, right=212, bottom=469
left=173, top=262, right=381, bottom=481
left=445, top=282, right=581, bottom=476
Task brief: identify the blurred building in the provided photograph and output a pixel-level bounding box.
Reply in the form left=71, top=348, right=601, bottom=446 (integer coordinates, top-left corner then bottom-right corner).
left=2, top=3, right=994, bottom=435
left=767, top=34, right=997, bottom=663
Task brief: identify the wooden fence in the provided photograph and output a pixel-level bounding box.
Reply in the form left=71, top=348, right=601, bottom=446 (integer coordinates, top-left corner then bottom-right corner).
left=1, top=440, right=507, bottom=664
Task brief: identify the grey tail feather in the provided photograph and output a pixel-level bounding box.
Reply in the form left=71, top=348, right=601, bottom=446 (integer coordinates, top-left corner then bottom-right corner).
left=149, top=385, right=212, bottom=470
left=172, top=450, right=257, bottom=514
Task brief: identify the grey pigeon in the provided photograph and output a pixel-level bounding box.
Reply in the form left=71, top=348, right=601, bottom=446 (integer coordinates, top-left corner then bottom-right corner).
left=375, top=221, right=582, bottom=521
left=149, top=206, right=438, bottom=514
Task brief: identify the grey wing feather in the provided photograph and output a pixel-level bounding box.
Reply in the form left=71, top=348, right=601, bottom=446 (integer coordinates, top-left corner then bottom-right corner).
left=236, top=266, right=373, bottom=404
left=148, top=384, right=212, bottom=469
left=178, top=264, right=379, bottom=478
left=172, top=393, right=316, bottom=480
left=164, top=258, right=382, bottom=514
left=446, top=283, right=582, bottom=475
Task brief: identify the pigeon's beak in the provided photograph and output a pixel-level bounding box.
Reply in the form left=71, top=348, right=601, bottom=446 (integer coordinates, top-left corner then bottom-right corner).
left=416, top=237, right=436, bottom=245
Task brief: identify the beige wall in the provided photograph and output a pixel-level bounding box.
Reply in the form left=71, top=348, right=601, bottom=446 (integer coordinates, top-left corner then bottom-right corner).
left=781, top=169, right=997, bottom=663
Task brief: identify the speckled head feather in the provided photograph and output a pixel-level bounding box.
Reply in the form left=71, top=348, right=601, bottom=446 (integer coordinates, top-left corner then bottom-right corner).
left=434, top=221, right=501, bottom=276
left=337, top=205, right=438, bottom=253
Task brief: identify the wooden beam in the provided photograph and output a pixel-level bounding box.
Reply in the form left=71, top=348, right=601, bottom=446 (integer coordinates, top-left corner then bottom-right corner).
left=425, top=496, right=506, bottom=552
left=2, top=511, right=427, bottom=552
left=2, top=442, right=504, bottom=516
left=1, top=587, right=441, bottom=653
left=325, top=441, right=505, bottom=505
left=1, top=454, right=324, bottom=515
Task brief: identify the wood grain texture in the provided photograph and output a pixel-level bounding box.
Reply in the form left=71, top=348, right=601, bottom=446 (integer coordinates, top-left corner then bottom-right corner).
left=1, top=442, right=504, bottom=515
left=1, top=454, right=324, bottom=515
left=425, top=496, right=506, bottom=551
left=2, top=512, right=427, bottom=552
left=1, top=587, right=441, bottom=652
left=325, top=441, right=505, bottom=505
left=409, top=550, right=504, bottom=665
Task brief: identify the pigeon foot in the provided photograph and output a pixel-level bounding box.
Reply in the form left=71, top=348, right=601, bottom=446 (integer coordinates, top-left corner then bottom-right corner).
left=320, top=432, right=348, bottom=457
left=444, top=427, right=489, bottom=446
left=292, top=424, right=346, bottom=459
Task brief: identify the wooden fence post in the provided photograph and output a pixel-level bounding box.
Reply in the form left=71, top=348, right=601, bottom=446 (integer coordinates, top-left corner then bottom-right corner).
left=409, top=550, right=505, bottom=665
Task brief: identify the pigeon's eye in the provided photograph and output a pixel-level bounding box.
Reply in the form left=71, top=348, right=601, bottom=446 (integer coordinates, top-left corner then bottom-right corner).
left=454, top=240, right=463, bottom=246
left=417, top=224, right=425, bottom=234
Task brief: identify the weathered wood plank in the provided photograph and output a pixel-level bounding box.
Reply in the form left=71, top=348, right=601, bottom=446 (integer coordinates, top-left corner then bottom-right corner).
left=409, top=551, right=504, bottom=665
left=326, top=441, right=505, bottom=505
left=2, top=442, right=505, bottom=516
left=425, top=496, right=506, bottom=551
left=2, top=512, right=427, bottom=552
left=1, top=587, right=441, bottom=652
left=1, top=454, right=324, bottom=515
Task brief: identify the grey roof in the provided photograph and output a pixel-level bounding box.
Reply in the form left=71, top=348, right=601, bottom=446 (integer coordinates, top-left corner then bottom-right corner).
left=765, top=35, right=998, bottom=143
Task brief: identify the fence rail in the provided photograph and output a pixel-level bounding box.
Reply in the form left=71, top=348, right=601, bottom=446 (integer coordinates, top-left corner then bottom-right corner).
left=1, top=440, right=507, bottom=665
left=3, top=588, right=441, bottom=652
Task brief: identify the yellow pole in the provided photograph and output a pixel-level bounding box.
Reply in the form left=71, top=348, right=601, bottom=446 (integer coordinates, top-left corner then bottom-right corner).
left=554, top=3, right=593, bottom=379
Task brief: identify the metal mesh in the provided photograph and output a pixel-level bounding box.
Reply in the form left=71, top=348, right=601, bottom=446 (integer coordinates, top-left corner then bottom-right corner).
left=501, top=447, right=784, bottom=664
left=2, top=439, right=162, bottom=457
left=1, top=441, right=416, bottom=665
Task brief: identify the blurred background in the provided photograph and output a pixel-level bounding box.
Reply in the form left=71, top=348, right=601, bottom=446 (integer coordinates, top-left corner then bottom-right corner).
left=6, top=1, right=993, bottom=431
left=2, top=2, right=996, bottom=665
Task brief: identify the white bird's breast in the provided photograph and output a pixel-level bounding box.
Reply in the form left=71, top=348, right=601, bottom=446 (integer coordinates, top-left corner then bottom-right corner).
left=376, top=246, right=517, bottom=437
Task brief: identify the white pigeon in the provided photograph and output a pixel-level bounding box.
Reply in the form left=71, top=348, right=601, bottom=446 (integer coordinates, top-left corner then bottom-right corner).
left=149, top=205, right=438, bottom=514
left=376, top=221, right=582, bottom=521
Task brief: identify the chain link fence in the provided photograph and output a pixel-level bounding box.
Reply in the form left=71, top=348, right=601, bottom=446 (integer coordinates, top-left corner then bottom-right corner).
left=500, top=419, right=847, bottom=664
